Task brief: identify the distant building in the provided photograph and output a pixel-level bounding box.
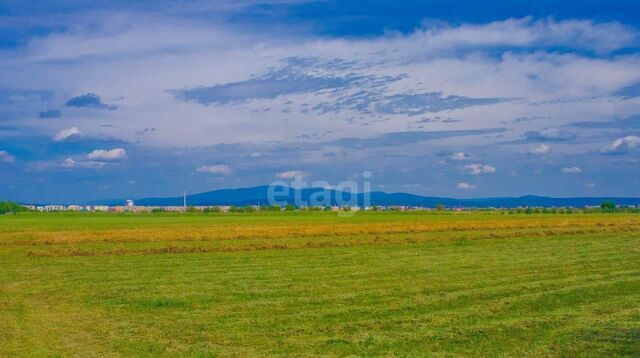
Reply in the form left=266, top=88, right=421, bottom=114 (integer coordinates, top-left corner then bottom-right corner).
left=126, top=199, right=134, bottom=208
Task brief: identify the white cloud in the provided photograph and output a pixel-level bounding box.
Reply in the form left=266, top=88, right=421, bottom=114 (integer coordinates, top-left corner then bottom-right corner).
left=465, top=164, right=496, bottom=175
left=3, top=9, right=640, bottom=197
left=601, top=136, right=640, bottom=154
left=528, top=144, right=550, bottom=154
left=61, top=157, right=105, bottom=169
left=61, top=158, right=76, bottom=168
left=25, top=16, right=228, bottom=62
left=27, top=16, right=635, bottom=63
left=456, top=182, right=476, bottom=190
left=0, top=150, right=15, bottom=163
left=5, top=6, right=640, bottom=199
left=52, top=127, right=80, bottom=142
left=196, top=164, right=232, bottom=175
left=3, top=13, right=637, bottom=150
left=561, top=166, right=582, bottom=174
left=275, top=170, right=305, bottom=179
left=407, top=18, right=637, bottom=55
left=451, top=152, right=471, bottom=160
left=86, top=148, right=127, bottom=161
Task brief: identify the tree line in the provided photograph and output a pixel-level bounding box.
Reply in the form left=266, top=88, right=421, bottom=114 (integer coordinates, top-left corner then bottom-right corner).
left=0, top=201, right=29, bottom=214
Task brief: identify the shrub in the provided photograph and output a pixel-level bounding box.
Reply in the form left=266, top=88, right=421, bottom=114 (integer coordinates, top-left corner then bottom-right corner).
left=600, top=201, right=616, bottom=211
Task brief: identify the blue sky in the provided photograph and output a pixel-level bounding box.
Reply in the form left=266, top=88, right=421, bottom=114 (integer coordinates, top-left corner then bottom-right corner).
left=1, top=0, right=640, bottom=203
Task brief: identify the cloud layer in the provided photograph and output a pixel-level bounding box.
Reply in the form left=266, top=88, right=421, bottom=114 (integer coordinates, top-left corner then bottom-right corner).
left=1, top=3, right=640, bottom=202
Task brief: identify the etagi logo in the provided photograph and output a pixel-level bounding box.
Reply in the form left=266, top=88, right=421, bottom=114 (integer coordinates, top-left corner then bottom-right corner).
left=267, top=172, right=372, bottom=215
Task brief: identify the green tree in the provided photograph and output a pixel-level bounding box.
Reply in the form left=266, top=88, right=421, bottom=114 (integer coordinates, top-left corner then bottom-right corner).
left=600, top=201, right=616, bottom=211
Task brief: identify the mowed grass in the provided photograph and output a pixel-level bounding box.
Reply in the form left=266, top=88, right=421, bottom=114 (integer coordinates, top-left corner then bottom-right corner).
left=0, top=212, right=639, bottom=356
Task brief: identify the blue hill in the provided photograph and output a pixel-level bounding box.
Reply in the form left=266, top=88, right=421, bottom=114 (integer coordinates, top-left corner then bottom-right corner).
left=89, top=186, right=640, bottom=208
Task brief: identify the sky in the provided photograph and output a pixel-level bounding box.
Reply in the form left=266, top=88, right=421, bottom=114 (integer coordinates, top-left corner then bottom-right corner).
left=1, top=0, right=640, bottom=203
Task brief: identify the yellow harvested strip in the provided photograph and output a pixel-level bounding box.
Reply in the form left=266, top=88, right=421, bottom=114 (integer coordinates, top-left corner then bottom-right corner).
left=24, top=225, right=640, bottom=257
left=4, top=216, right=640, bottom=245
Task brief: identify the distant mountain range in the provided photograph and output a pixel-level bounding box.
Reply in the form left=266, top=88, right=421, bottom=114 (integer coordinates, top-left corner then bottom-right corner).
left=90, top=185, right=640, bottom=208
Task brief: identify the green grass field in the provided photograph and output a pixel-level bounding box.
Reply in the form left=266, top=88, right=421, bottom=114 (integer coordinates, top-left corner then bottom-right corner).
left=1, top=211, right=639, bottom=356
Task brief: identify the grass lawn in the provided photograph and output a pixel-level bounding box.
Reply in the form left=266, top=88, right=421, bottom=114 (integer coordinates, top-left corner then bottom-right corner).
left=1, top=211, right=639, bottom=356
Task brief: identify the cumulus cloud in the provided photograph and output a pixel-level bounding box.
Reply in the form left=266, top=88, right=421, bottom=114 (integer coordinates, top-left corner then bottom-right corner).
left=61, top=158, right=76, bottom=168
left=465, top=164, right=496, bottom=175
left=451, top=152, right=471, bottom=160
left=527, top=144, right=550, bottom=154
left=456, top=182, right=476, bottom=190
left=601, top=136, right=640, bottom=154
left=561, top=166, right=582, bottom=174
left=196, top=164, right=232, bottom=175
left=276, top=170, right=305, bottom=179
left=52, top=127, right=81, bottom=142
left=86, top=148, right=127, bottom=161
left=65, top=93, right=117, bottom=110
left=0, top=150, right=15, bottom=163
